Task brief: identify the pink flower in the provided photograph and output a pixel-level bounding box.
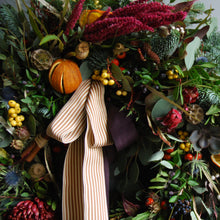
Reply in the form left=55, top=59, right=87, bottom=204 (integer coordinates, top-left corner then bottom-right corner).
left=182, top=87, right=199, bottom=104
left=160, top=108, right=182, bottom=133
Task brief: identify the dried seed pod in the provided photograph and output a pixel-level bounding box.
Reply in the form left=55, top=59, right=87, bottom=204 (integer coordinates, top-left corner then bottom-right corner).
left=30, top=49, right=53, bottom=71
left=113, top=43, right=129, bottom=56
left=75, top=41, right=90, bottom=60
left=28, top=163, right=46, bottom=179
left=185, top=104, right=204, bottom=125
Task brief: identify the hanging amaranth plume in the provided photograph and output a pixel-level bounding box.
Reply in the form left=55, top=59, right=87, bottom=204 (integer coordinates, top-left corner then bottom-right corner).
left=82, top=1, right=188, bottom=43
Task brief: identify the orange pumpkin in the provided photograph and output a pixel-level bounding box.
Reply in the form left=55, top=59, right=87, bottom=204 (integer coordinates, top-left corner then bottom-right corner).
left=48, top=59, right=82, bottom=94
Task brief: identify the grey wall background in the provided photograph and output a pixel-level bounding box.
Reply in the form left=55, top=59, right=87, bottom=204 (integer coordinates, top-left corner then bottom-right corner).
left=1, top=0, right=220, bottom=30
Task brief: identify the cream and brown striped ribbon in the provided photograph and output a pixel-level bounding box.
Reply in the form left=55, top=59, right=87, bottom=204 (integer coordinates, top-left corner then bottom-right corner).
left=46, top=79, right=113, bottom=220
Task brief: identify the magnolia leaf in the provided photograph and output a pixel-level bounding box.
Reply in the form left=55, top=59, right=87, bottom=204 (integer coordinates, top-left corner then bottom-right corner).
left=160, top=160, right=173, bottom=169
left=0, top=130, right=12, bottom=148
left=27, top=114, right=37, bottom=136
left=147, top=151, right=164, bottom=162
left=185, top=37, right=201, bottom=70
left=138, top=141, right=153, bottom=166
left=195, top=25, right=210, bottom=39
left=111, top=63, right=124, bottom=80
left=80, top=61, right=93, bottom=80
left=124, top=75, right=134, bottom=85
left=122, top=77, right=132, bottom=92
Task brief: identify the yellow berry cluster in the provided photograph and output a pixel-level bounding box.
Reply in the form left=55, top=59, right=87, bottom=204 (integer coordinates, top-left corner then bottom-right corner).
left=8, top=100, right=25, bottom=127
left=94, top=0, right=102, bottom=9
left=116, top=90, right=127, bottom=96
left=178, top=130, right=191, bottom=152
left=166, top=69, right=179, bottom=80
left=91, top=69, right=115, bottom=86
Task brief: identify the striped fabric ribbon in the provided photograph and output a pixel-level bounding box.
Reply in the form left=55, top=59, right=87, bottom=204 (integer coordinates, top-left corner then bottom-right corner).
left=46, top=79, right=113, bottom=220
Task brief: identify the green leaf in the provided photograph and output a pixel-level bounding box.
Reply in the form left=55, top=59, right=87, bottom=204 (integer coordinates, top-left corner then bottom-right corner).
left=194, top=65, right=210, bottom=79
left=150, top=177, right=167, bottom=183
left=160, top=160, right=173, bottom=169
left=80, top=61, right=93, bottom=80
left=188, top=67, right=202, bottom=84
left=0, top=54, right=6, bottom=60
left=26, top=69, right=33, bottom=81
left=127, top=160, right=139, bottom=183
left=111, top=63, right=124, bottom=80
left=169, top=195, right=178, bottom=203
left=52, top=201, right=57, bottom=211
left=147, top=151, right=164, bottom=162
left=21, top=192, right=30, bottom=197
left=39, top=34, right=63, bottom=49
left=188, top=180, right=199, bottom=186
left=170, top=183, right=181, bottom=190
left=172, top=169, right=181, bottom=180
left=132, top=212, right=151, bottom=220
left=27, top=114, right=36, bottom=136
left=122, top=77, right=132, bottom=92
left=148, top=185, right=165, bottom=189
left=21, top=97, right=32, bottom=104
left=190, top=211, right=198, bottom=220
left=0, top=130, right=12, bottom=148
left=173, top=65, right=184, bottom=77
left=206, top=105, right=220, bottom=115
left=185, top=37, right=201, bottom=70
left=160, top=170, right=169, bottom=177
left=192, top=186, right=207, bottom=194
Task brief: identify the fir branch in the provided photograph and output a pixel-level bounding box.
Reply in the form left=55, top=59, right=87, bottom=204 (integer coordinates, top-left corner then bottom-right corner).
left=0, top=4, right=22, bottom=39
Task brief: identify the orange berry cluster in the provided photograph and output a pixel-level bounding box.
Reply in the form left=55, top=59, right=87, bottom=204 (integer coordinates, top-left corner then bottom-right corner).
left=91, top=69, right=115, bottom=86
left=166, top=69, right=179, bottom=80
left=178, top=130, right=191, bottom=152
left=8, top=100, right=25, bottom=127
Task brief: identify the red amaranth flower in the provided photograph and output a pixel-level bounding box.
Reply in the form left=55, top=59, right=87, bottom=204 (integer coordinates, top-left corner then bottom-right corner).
left=159, top=108, right=182, bottom=133
left=182, top=87, right=199, bottom=104
left=64, top=0, right=86, bottom=36
left=83, top=1, right=187, bottom=43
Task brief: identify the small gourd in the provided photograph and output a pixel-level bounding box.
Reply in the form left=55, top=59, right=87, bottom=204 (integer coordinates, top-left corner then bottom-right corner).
left=48, top=59, right=82, bottom=94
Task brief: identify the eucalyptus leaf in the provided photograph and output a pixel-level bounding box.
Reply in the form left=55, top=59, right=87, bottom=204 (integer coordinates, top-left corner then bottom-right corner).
left=185, top=37, right=201, bottom=70
left=160, top=160, right=173, bottom=169
left=147, top=151, right=164, bottom=162
left=188, top=180, right=199, bottom=186
left=80, top=61, right=93, bottom=80
left=192, top=186, right=207, bottom=194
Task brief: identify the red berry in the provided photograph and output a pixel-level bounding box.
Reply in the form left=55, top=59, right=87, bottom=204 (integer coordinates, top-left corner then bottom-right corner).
left=165, top=148, right=174, bottom=154
left=184, top=153, right=193, bottom=161
left=117, top=52, right=126, bottom=59
left=119, top=67, right=125, bottom=71
left=111, top=58, right=119, bottom=66
left=163, top=154, right=171, bottom=160
left=145, top=197, right=154, bottom=206
left=160, top=200, right=167, bottom=210
left=194, top=152, right=202, bottom=160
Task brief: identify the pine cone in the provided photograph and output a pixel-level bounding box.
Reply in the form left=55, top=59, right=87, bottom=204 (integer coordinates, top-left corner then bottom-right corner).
left=7, top=197, right=55, bottom=220
left=185, top=104, right=204, bottom=125
left=30, top=49, right=53, bottom=71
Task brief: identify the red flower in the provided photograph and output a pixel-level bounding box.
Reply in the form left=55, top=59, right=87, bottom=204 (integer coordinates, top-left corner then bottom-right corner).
left=182, top=87, right=199, bottom=104
left=160, top=108, right=182, bottom=133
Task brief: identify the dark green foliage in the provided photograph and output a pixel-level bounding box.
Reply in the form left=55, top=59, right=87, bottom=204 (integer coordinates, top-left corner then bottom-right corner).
left=86, top=46, right=111, bottom=71
left=198, top=88, right=220, bottom=107
left=202, top=31, right=220, bottom=73
left=0, top=4, right=22, bottom=38
left=150, top=29, right=180, bottom=59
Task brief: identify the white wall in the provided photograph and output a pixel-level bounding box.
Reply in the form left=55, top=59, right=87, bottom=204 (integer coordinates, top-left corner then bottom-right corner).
left=1, top=0, right=220, bottom=29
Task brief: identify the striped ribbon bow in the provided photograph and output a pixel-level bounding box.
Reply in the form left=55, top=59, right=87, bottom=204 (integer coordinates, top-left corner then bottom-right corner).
left=46, top=79, right=113, bottom=220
